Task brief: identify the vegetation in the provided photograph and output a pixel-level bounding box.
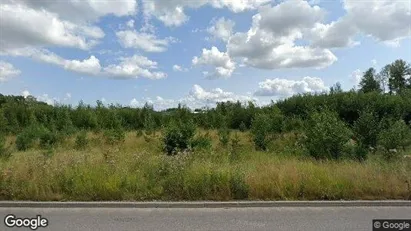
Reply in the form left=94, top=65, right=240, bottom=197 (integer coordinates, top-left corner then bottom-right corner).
left=0, top=59, right=411, bottom=201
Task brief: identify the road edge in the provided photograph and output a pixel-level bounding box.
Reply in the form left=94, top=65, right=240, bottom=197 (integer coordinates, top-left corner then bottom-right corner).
left=1, top=201, right=410, bottom=208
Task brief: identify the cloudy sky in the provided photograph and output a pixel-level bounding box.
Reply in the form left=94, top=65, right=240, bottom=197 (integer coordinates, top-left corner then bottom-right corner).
left=0, top=0, right=410, bottom=110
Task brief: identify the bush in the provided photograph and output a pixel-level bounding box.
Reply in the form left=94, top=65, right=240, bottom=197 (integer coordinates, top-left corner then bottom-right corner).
left=353, top=110, right=379, bottom=148
left=191, top=132, right=212, bottom=151
left=218, top=127, right=231, bottom=147
left=378, top=119, right=411, bottom=159
left=15, top=125, right=47, bottom=151
left=39, top=130, right=59, bottom=149
left=230, top=132, right=241, bottom=160
left=304, top=110, right=353, bottom=160
left=230, top=172, right=249, bottom=199
left=103, top=128, right=125, bottom=145
left=0, top=133, right=10, bottom=159
left=239, top=122, right=247, bottom=132
left=163, top=120, right=196, bottom=155
left=75, top=131, right=88, bottom=150
left=251, top=114, right=271, bottom=151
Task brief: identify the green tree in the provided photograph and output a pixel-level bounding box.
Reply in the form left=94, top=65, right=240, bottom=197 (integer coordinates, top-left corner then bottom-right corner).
left=388, top=59, right=411, bottom=94
left=353, top=110, right=379, bottom=148
left=378, top=119, right=411, bottom=154
left=304, top=110, right=353, bottom=160
left=359, top=68, right=381, bottom=93
left=251, top=113, right=271, bottom=151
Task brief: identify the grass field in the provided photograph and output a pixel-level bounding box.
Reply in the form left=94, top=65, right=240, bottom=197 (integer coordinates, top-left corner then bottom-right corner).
left=1, top=131, right=410, bottom=201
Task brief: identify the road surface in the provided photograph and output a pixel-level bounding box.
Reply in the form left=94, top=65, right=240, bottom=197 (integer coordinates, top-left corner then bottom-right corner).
left=1, top=206, right=410, bottom=231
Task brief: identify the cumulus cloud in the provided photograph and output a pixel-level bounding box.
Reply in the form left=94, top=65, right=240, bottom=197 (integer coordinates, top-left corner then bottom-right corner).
left=351, top=69, right=362, bottom=87
left=254, top=77, right=328, bottom=97
left=142, top=0, right=270, bottom=27
left=192, top=46, right=236, bottom=78
left=103, top=55, right=167, bottom=79
left=227, top=0, right=337, bottom=69
left=0, top=61, right=21, bottom=82
left=21, top=90, right=30, bottom=98
left=207, top=17, right=235, bottom=42
left=116, top=30, right=173, bottom=52
left=6, top=0, right=137, bottom=23
left=126, top=19, right=135, bottom=28
left=130, top=84, right=255, bottom=110
left=4, top=48, right=166, bottom=79
left=173, top=65, right=189, bottom=72
left=309, top=0, right=411, bottom=48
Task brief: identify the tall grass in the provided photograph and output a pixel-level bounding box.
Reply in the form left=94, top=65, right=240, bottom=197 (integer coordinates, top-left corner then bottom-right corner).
left=0, top=131, right=410, bottom=201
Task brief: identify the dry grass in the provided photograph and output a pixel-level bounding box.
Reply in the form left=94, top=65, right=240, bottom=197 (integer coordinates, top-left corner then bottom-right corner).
left=1, top=131, right=410, bottom=201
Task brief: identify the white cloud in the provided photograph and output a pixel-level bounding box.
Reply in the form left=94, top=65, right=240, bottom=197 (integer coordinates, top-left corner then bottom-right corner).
left=351, top=69, right=362, bottom=87
left=126, top=19, right=135, bottom=28
left=116, top=30, right=172, bottom=52
left=227, top=0, right=337, bottom=69
left=0, top=61, right=21, bottom=82
left=3, top=48, right=165, bottom=79
left=8, top=0, right=137, bottom=23
left=173, top=65, right=189, bottom=72
left=254, top=77, right=328, bottom=97
left=309, top=0, right=411, bottom=48
left=142, top=0, right=270, bottom=27
left=0, top=3, right=105, bottom=51
left=21, top=90, right=30, bottom=98
left=192, top=46, right=236, bottom=78
left=207, top=17, right=235, bottom=42
left=130, top=84, right=255, bottom=110
left=103, top=55, right=167, bottom=79
left=371, top=59, right=377, bottom=66
left=37, top=94, right=57, bottom=105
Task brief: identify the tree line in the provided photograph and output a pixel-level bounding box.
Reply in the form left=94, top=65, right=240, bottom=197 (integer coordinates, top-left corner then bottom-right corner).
left=0, top=59, right=410, bottom=160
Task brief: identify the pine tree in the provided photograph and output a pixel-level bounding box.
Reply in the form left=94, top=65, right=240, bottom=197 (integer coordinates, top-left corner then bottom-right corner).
left=359, top=68, right=381, bottom=93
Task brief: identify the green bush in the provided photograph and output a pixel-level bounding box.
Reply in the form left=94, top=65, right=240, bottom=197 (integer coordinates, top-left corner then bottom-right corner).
left=251, top=114, right=271, bottom=151
left=39, top=130, right=59, bottom=149
left=192, top=132, right=212, bottom=151
left=353, top=110, right=379, bottom=148
left=304, top=110, right=353, bottom=160
left=239, top=122, right=247, bottom=132
left=15, top=125, right=47, bottom=151
left=230, top=132, right=241, bottom=160
left=0, top=133, right=10, bottom=159
left=163, top=120, right=196, bottom=155
left=378, top=119, right=411, bottom=159
left=230, top=172, right=249, bottom=199
left=218, top=127, right=231, bottom=147
left=75, top=131, right=88, bottom=150
left=103, top=128, right=125, bottom=145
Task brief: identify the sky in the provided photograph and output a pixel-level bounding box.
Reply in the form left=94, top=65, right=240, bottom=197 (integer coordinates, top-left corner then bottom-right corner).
left=0, top=0, right=410, bottom=110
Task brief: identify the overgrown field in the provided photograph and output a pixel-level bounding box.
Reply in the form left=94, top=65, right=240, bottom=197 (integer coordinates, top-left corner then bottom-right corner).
left=1, top=59, right=411, bottom=200
left=1, top=131, right=410, bottom=201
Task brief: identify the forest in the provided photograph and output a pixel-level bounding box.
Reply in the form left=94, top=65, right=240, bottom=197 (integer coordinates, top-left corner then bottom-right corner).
left=0, top=59, right=410, bottom=201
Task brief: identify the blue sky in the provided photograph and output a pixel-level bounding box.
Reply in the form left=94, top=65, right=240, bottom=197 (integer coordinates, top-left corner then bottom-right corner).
left=0, top=0, right=410, bottom=110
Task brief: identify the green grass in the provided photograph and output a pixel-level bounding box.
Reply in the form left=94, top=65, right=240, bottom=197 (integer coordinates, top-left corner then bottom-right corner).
left=0, top=131, right=410, bottom=201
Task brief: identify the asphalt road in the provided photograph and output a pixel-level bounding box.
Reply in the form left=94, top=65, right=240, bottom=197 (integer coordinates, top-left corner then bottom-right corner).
left=1, top=207, right=410, bottom=231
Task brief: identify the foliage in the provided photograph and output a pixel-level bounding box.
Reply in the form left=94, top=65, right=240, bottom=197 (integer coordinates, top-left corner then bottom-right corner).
left=353, top=110, right=380, bottom=148
left=304, top=110, right=353, bottom=160
left=163, top=120, right=196, bottom=155
left=218, top=127, right=231, bottom=147
left=378, top=120, right=411, bottom=158
left=103, top=128, right=126, bottom=145
left=75, top=131, right=88, bottom=150
left=191, top=132, right=212, bottom=151
left=359, top=68, right=381, bottom=93
left=251, top=113, right=271, bottom=151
